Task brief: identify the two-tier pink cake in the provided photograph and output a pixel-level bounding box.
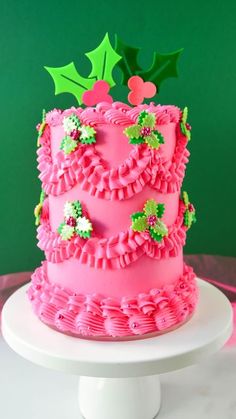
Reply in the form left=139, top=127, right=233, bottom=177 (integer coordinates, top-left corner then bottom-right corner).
left=28, top=35, right=198, bottom=339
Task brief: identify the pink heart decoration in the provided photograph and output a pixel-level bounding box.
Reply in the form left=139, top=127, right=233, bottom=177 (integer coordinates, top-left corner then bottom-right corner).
left=128, top=76, right=157, bottom=106
left=82, top=80, right=113, bottom=106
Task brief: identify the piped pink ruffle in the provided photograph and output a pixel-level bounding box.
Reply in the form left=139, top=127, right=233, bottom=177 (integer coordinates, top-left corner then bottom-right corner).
left=37, top=200, right=187, bottom=269
left=38, top=103, right=188, bottom=199
left=28, top=262, right=198, bottom=338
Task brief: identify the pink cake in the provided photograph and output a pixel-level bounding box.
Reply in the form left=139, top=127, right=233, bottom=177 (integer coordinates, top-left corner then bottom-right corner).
left=28, top=35, right=198, bottom=339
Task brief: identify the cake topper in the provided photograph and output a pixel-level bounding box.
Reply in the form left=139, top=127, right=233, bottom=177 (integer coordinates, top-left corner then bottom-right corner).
left=45, top=33, right=183, bottom=106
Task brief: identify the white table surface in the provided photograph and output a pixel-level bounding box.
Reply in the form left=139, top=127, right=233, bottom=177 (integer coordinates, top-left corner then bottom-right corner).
left=1, top=331, right=235, bottom=419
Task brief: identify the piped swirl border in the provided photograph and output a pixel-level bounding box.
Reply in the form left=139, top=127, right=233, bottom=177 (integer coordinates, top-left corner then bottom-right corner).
left=28, top=261, right=198, bottom=338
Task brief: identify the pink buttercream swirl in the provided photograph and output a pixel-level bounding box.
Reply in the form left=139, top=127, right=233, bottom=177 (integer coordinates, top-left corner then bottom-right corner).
left=28, top=262, right=198, bottom=338
left=37, top=103, right=187, bottom=199
left=36, top=200, right=187, bottom=269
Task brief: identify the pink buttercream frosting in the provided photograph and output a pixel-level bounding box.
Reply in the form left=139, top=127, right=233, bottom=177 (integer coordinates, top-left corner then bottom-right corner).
left=28, top=262, right=198, bottom=338
left=36, top=200, right=187, bottom=268
left=37, top=104, right=188, bottom=199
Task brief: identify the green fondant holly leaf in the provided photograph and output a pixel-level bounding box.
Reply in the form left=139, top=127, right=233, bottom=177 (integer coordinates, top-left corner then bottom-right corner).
left=145, top=133, right=160, bottom=149
left=144, top=200, right=157, bottom=216
left=57, top=222, right=66, bottom=235
left=149, top=227, right=163, bottom=242
left=73, top=201, right=82, bottom=217
left=156, top=203, right=165, bottom=218
left=45, top=63, right=94, bottom=105
left=182, top=191, right=189, bottom=206
left=76, top=216, right=93, bottom=238
left=180, top=106, right=191, bottom=140
left=153, top=130, right=165, bottom=144
left=60, top=136, right=78, bottom=154
left=64, top=201, right=79, bottom=219
left=115, top=35, right=142, bottom=84
left=60, top=224, right=75, bottom=240
left=138, top=111, right=149, bottom=126
left=142, top=113, right=156, bottom=128
left=131, top=215, right=148, bottom=232
left=131, top=211, right=145, bottom=221
left=77, top=230, right=91, bottom=239
left=124, top=125, right=142, bottom=139
left=153, top=220, right=168, bottom=237
left=138, top=49, right=183, bottom=88
left=85, top=33, right=121, bottom=87
left=80, top=125, right=96, bottom=144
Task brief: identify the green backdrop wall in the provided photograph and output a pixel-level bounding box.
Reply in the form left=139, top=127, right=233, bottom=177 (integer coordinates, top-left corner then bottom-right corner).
left=0, top=0, right=236, bottom=274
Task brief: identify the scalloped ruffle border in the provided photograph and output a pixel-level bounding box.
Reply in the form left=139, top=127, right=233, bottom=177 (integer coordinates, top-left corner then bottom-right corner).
left=28, top=262, right=198, bottom=338
left=37, top=104, right=189, bottom=199
left=37, top=200, right=187, bottom=269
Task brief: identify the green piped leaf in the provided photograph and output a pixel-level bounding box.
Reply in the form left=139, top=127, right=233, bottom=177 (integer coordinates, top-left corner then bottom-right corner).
left=115, top=35, right=142, bottom=84
left=138, top=48, right=183, bottom=88
left=156, top=203, right=165, bottom=218
left=45, top=63, right=94, bottom=105
left=182, top=107, right=188, bottom=124
left=142, top=113, right=156, bottom=128
left=124, top=124, right=141, bottom=139
left=131, top=212, right=145, bottom=221
left=60, top=136, right=78, bottom=154
left=131, top=215, right=148, bottom=232
left=85, top=33, right=122, bottom=87
left=145, top=133, right=160, bottom=149
left=143, top=200, right=157, bottom=216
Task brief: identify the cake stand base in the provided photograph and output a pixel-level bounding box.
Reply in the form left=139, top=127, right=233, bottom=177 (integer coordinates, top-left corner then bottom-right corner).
left=79, top=375, right=161, bottom=419
left=2, top=279, right=233, bottom=419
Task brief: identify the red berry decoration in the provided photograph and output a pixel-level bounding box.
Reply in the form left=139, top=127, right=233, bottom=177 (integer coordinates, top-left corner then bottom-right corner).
left=66, top=216, right=77, bottom=227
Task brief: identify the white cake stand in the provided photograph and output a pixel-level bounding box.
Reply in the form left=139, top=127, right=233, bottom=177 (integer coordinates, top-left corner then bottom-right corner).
left=2, top=279, right=233, bottom=419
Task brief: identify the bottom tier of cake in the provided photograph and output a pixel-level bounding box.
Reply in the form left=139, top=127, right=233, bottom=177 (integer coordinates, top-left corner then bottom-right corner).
left=28, top=262, right=198, bottom=340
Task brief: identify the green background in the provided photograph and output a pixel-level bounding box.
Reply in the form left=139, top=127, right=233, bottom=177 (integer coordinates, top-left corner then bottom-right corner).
left=0, top=0, right=236, bottom=275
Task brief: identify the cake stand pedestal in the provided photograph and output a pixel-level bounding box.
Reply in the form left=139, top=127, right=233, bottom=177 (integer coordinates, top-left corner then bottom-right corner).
left=2, top=279, right=233, bottom=419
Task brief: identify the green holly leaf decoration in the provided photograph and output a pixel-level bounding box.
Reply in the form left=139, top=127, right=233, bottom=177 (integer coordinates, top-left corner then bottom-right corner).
left=85, top=33, right=121, bottom=87
left=115, top=36, right=183, bottom=90
left=156, top=203, right=165, bottom=218
left=80, top=125, right=96, bottom=144
left=34, top=189, right=46, bottom=226
left=73, top=201, right=82, bottom=217
left=131, top=212, right=145, bottom=221
left=57, top=222, right=66, bottom=235
left=60, top=136, right=78, bottom=154
left=124, top=125, right=142, bottom=139
left=153, top=130, right=165, bottom=144
left=124, top=111, right=163, bottom=150
left=77, top=230, right=91, bottom=239
left=138, top=111, right=149, bottom=126
left=182, top=191, right=189, bottom=206
left=145, top=133, right=160, bottom=149
left=131, top=215, right=148, bottom=232
left=138, top=49, right=183, bottom=88
left=115, top=35, right=142, bottom=84
left=60, top=224, right=75, bottom=241
left=153, top=220, right=168, bottom=237
left=45, top=62, right=94, bottom=105
left=180, top=107, right=191, bottom=140
left=142, top=113, right=156, bottom=128
left=144, top=200, right=157, bottom=216
left=149, top=228, right=163, bottom=242
left=37, top=109, right=47, bottom=147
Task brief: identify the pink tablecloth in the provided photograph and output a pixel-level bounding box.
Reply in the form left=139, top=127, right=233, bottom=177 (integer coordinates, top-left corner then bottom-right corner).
left=1, top=255, right=236, bottom=344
